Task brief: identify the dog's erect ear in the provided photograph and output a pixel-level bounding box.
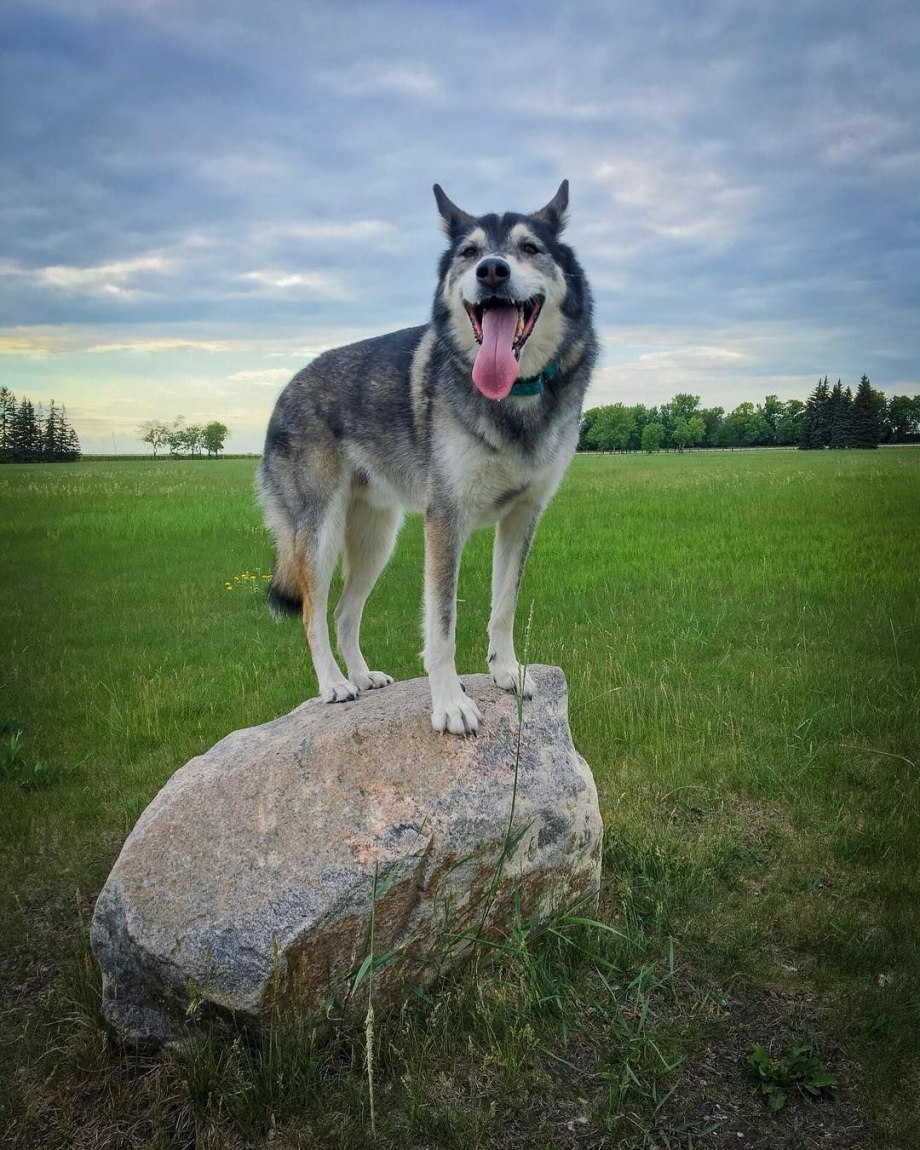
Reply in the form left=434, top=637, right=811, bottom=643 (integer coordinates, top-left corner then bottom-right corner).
left=433, top=184, right=473, bottom=237
left=532, top=179, right=569, bottom=235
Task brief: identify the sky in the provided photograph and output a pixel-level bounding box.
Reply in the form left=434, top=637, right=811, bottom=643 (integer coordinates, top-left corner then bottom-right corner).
left=1, top=0, right=918, bottom=454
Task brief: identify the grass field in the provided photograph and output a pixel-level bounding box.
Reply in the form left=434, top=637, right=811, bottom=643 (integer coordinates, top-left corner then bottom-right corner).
left=1, top=449, right=918, bottom=1148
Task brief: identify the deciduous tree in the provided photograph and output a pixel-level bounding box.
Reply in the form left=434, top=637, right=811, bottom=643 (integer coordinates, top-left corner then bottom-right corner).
left=203, top=421, right=230, bottom=457
left=138, top=420, right=173, bottom=458
left=641, top=421, right=664, bottom=453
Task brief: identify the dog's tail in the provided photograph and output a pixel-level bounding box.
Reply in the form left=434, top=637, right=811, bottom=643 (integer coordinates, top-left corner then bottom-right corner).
left=257, top=460, right=305, bottom=619
left=265, top=533, right=307, bottom=618
left=267, top=576, right=302, bottom=618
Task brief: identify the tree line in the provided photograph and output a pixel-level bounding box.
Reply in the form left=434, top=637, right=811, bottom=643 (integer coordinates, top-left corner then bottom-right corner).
left=0, top=387, right=81, bottom=463
left=578, top=377, right=920, bottom=453
left=137, top=418, right=230, bottom=458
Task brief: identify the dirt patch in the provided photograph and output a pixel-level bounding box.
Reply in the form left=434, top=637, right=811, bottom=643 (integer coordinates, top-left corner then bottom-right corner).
left=659, top=983, right=868, bottom=1149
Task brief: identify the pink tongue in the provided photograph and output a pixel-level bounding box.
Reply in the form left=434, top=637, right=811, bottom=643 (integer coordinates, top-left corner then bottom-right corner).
left=472, top=306, right=520, bottom=399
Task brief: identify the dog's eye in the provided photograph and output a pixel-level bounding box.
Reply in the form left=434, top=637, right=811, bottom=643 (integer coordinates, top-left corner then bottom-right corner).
left=459, top=244, right=480, bottom=259
left=519, top=240, right=541, bottom=256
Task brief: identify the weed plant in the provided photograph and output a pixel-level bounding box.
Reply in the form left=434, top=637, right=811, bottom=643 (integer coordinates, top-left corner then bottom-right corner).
left=745, top=1039, right=838, bottom=1111
left=1, top=450, right=918, bottom=1147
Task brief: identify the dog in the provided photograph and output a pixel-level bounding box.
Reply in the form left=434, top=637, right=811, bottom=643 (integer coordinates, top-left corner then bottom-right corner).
left=257, top=181, right=597, bottom=735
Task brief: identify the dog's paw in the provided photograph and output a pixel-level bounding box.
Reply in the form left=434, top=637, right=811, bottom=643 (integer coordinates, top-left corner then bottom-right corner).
left=352, top=670, right=393, bottom=691
left=490, top=662, right=535, bottom=699
left=431, top=690, right=481, bottom=736
left=321, top=679, right=360, bottom=703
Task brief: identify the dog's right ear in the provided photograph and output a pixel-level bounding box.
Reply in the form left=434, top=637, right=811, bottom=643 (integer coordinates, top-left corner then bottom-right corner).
left=433, top=184, right=473, bottom=238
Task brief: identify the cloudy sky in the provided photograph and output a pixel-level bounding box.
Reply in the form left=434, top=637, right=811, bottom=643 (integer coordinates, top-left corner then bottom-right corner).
left=2, top=0, right=918, bottom=453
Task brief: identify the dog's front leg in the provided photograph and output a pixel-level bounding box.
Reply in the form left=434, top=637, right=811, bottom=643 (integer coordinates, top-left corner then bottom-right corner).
left=423, top=510, right=481, bottom=735
left=488, top=500, right=543, bottom=698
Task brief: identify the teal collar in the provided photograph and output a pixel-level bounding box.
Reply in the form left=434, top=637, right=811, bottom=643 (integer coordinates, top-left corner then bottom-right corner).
left=509, top=360, right=558, bottom=397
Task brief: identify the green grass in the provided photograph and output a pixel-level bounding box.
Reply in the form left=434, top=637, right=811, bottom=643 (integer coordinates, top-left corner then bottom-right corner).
left=1, top=449, right=918, bottom=1148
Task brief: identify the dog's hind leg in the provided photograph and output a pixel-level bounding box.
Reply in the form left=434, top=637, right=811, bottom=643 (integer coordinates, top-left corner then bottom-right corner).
left=335, top=492, right=403, bottom=691
left=488, top=499, right=543, bottom=698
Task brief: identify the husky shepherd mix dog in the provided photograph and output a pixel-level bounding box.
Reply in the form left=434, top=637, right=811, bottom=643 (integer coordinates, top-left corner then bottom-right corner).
left=258, top=181, right=596, bottom=735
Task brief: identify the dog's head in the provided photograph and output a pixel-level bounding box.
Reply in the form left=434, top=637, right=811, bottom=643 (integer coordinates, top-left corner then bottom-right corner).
left=432, top=182, right=589, bottom=400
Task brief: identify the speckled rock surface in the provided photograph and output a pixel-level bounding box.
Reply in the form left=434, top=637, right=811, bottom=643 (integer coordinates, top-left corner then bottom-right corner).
left=91, top=665, right=602, bottom=1048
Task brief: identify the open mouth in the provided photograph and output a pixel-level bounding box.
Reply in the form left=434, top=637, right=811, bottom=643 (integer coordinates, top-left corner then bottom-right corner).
left=464, top=296, right=544, bottom=361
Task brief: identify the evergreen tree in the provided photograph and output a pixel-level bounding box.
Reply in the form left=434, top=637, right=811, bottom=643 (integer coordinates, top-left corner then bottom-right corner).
left=0, top=386, right=16, bottom=461
left=0, top=392, right=79, bottom=463
left=829, top=380, right=854, bottom=448
left=35, top=403, right=46, bottom=457
left=12, top=398, right=41, bottom=462
left=800, top=376, right=832, bottom=449
left=842, top=386, right=855, bottom=447
left=852, top=375, right=881, bottom=449
left=43, top=400, right=64, bottom=459
left=61, top=408, right=81, bottom=460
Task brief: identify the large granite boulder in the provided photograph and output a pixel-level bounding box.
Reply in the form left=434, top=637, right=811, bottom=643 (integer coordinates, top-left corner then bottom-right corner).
left=91, top=665, right=602, bottom=1048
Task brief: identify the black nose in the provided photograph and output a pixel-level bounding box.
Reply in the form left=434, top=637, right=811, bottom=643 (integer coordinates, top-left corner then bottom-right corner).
left=476, top=257, right=511, bottom=288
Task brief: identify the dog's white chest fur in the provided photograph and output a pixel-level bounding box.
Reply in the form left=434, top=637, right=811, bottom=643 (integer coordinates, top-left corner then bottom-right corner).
left=438, top=418, right=572, bottom=528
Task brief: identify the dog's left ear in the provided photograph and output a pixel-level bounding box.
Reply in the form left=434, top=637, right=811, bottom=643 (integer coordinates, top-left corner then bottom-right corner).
left=433, top=184, right=473, bottom=237
left=532, top=179, right=569, bottom=235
